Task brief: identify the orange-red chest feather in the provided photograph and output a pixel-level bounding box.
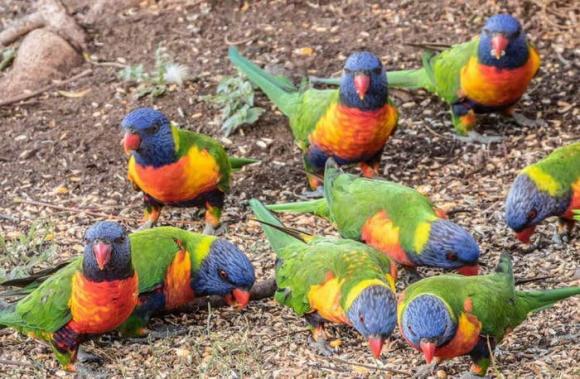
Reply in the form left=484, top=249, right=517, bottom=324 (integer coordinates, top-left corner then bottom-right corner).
left=563, top=179, right=580, bottom=219
left=163, top=249, right=195, bottom=310
left=68, top=272, right=138, bottom=335
left=460, top=47, right=540, bottom=106
left=361, top=211, right=414, bottom=266
left=309, top=102, right=398, bottom=161
left=128, top=146, right=221, bottom=203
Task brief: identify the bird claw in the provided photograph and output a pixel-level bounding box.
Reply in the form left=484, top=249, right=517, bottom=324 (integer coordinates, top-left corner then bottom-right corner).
left=299, top=186, right=325, bottom=199
left=136, top=220, right=154, bottom=231
left=454, top=131, right=502, bottom=144
left=510, top=112, right=540, bottom=128
left=203, top=223, right=225, bottom=236
left=77, top=348, right=103, bottom=364
left=308, top=335, right=334, bottom=356
left=460, top=371, right=488, bottom=379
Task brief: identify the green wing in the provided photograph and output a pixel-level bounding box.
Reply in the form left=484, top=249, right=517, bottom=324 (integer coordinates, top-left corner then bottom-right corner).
left=173, top=126, right=232, bottom=193
left=0, top=260, right=81, bottom=333
left=324, top=170, right=437, bottom=252
left=429, top=37, right=479, bottom=103
left=530, top=142, right=580, bottom=194
left=288, top=89, right=339, bottom=149
left=129, top=227, right=216, bottom=293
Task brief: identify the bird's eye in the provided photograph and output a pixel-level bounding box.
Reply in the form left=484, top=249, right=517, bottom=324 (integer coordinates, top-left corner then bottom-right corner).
left=147, top=124, right=160, bottom=134
left=359, top=313, right=365, bottom=324
left=446, top=252, right=458, bottom=261
left=373, top=67, right=382, bottom=75
left=344, top=68, right=352, bottom=75
left=218, top=269, right=229, bottom=281
left=114, top=237, right=124, bottom=244
left=482, top=28, right=490, bottom=35
left=527, top=209, right=538, bottom=221
left=408, top=324, right=416, bottom=336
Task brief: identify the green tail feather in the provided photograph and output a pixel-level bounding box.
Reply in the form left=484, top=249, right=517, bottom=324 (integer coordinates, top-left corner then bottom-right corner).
left=323, top=158, right=343, bottom=209
left=266, top=199, right=329, bottom=219
left=228, top=47, right=299, bottom=117
left=517, top=286, right=580, bottom=314
left=249, top=199, right=306, bottom=254
left=387, top=68, right=430, bottom=89
left=229, top=156, right=258, bottom=170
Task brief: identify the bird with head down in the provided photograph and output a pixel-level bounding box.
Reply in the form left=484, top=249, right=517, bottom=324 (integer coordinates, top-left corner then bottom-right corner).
left=0, top=221, right=138, bottom=371
left=229, top=47, right=398, bottom=195
left=250, top=199, right=397, bottom=359
left=505, top=142, right=579, bottom=244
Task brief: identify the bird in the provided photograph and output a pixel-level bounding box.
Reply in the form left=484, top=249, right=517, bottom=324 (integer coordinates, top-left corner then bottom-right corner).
left=250, top=199, right=397, bottom=358
left=0, top=221, right=138, bottom=371
left=398, top=252, right=579, bottom=377
left=229, top=47, right=398, bottom=195
left=121, top=107, right=256, bottom=234
left=505, top=141, right=579, bottom=244
left=267, top=159, right=480, bottom=278
left=311, top=14, right=540, bottom=143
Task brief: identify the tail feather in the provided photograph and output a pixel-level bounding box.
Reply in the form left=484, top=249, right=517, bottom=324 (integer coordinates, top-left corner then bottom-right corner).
left=228, top=47, right=298, bottom=117
left=387, top=68, right=430, bottom=89
left=266, top=199, right=330, bottom=219
left=323, top=158, right=344, bottom=210
left=229, top=156, right=259, bottom=170
left=517, top=286, right=580, bottom=314
left=249, top=199, right=308, bottom=254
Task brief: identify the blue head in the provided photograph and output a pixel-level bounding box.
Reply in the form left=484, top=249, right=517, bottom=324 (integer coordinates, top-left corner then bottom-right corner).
left=417, top=220, right=480, bottom=275
left=82, top=221, right=133, bottom=282
left=401, top=294, right=457, bottom=363
left=505, top=174, right=570, bottom=243
left=478, top=14, right=529, bottom=68
left=190, top=239, right=256, bottom=308
left=339, top=52, right=388, bottom=110
left=346, top=285, right=397, bottom=358
left=120, top=108, right=176, bottom=167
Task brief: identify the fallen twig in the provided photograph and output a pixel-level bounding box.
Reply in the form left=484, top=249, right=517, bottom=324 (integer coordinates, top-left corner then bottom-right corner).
left=329, top=356, right=411, bottom=376
left=0, top=69, right=93, bottom=107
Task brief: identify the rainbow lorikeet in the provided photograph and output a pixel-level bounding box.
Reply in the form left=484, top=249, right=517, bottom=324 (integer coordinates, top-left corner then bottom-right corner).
left=229, top=47, right=398, bottom=192
left=250, top=199, right=397, bottom=358
left=505, top=142, right=580, bottom=243
left=313, top=14, right=540, bottom=142
left=121, top=107, right=256, bottom=234
left=397, top=252, right=579, bottom=377
left=267, top=159, right=480, bottom=276
left=0, top=222, right=138, bottom=371
left=2, top=227, right=256, bottom=338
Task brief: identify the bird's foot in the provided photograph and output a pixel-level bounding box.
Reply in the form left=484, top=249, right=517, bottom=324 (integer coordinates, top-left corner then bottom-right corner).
left=412, top=362, right=439, bottom=378
left=454, top=131, right=502, bottom=144
left=77, top=348, right=103, bottom=365
left=299, top=186, right=325, bottom=199
left=460, top=372, right=487, bottom=379
left=308, top=335, right=334, bottom=356
left=203, top=223, right=225, bottom=236
left=510, top=112, right=539, bottom=128
left=136, top=220, right=154, bottom=231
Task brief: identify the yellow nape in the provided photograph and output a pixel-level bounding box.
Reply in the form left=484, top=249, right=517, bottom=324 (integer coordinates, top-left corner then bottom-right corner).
left=413, top=221, right=432, bottom=253
left=384, top=274, right=396, bottom=292
left=307, top=277, right=348, bottom=324
left=522, top=165, right=561, bottom=196
left=344, top=279, right=390, bottom=310
left=171, top=124, right=181, bottom=150
left=191, top=236, right=216, bottom=270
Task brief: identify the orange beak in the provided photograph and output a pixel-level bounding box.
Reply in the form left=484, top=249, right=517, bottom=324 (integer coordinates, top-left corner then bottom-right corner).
left=93, top=241, right=112, bottom=270
left=516, top=225, right=536, bottom=244
left=122, top=132, right=141, bottom=153
left=368, top=336, right=385, bottom=359
left=491, top=34, right=509, bottom=59
left=457, top=264, right=479, bottom=276
left=224, top=288, right=251, bottom=309
left=354, top=73, right=370, bottom=101
left=420, top=339, right=436, bottom=364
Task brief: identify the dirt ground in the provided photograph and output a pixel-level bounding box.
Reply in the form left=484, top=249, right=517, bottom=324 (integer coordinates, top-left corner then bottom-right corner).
left=0, top=0, right=579, bottom=377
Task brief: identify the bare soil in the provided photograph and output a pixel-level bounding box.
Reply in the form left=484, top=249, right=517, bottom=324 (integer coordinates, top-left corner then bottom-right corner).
left=0, top=0, right=578, bottom=377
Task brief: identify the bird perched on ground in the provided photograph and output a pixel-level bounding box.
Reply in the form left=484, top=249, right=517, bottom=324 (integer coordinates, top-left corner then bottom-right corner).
left=398, top=252, right=579, bottom=377
left=2, top=227, right=256, bottom=338
left=0, top=222, right=138, bottom=371
left=250, top=199, right=397, bottom=358
left=121, top=107, right=256, bottom=234
left=312, top=14, right=540, bottom=143
left=505, top=142, right=579, bottom=243
left=229, top=47, right=398, bottom=194
left=267, top=159, right=480, bottom=277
